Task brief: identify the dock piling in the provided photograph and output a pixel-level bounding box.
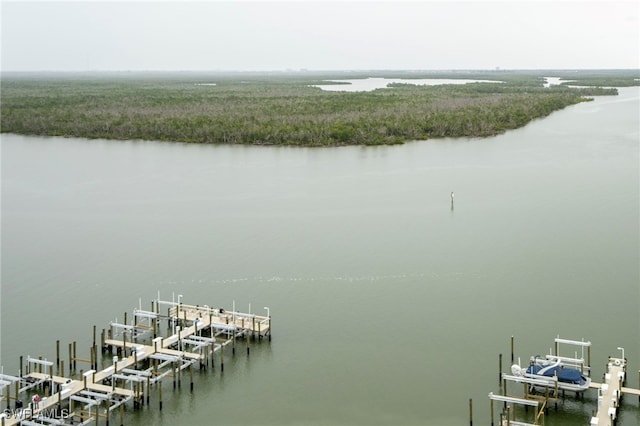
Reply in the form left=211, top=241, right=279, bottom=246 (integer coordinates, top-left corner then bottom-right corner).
left=172, top=362, right=176, bottom=389
left=4, top=295, right=270, bottom=426
left=489, top=396, right=494, bottom=426
left=510, top=336, right=514, bottom=363
left=247, top=328, right=251, bottom=356
left=190, top=363, right=194, bottom=392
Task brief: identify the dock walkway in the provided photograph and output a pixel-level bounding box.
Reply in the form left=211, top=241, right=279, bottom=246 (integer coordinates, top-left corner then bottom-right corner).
left=589, top=357, right=627, bottom=425
left=0, top=296, right=271, bottom=426
left=487, top=337, right=639, bottom=426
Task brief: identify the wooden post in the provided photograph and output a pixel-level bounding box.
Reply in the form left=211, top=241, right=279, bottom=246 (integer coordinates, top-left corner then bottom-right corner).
left=132, top=382, right=137, bottom=409
left=210, top=342, right=214, bottom=369
left=268, top=316, right=271, bottom=342
left=499, top=353, right=503, bottom=384
left=57, top=381, right=62, bottom=412
left=152, top=303, right=157, bottom=339
left=93, top=326, right=98, bottom=369
left=554, top=340, right=558, bottom=357
left=122, top=330, right=127, bottom=358
left=73, top=341, right=77, bottom=370
left=159, top=378, right=163, bottom=411
left=247, top=329, right=251, bottom=356
left=19, top=356, right=23, bottom=378
left=119, top=403, right=124, bottom=426
left=252, top=316, right=256, bottom=341
left=221, top=344, right=224, bottom=372
left=88, top=346, right=93, bottom=371
left=469, top=398, right=473, bottom=426
left=190, top=363, right=194, bottom=392
left=490, top=398, right=494, bottom=426
left=178, top=359, right=181, bottom=389
left=510, top=336, right=514, bottom=363
left=502, top=378, right=507, bottom=411
left=14, top=382, right=18, bottom=410
left=60, top=360, right=64, bottom=378
left=147, top=375, right=150, bottom=405
left=56, top=340, right=60, bottom=369
left=172, top=362, right=176, bottom=389
left=47, top=365, right=54, bottom=397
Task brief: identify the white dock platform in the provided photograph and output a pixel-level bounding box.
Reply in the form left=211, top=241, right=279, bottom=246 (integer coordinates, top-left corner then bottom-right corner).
left=589, top=357, right=626, bottom=425
left=0, top=295, right=271, bottom=426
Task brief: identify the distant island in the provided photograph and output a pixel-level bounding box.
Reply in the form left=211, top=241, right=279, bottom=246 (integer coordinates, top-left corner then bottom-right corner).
left=1, top=70, right=637, bottom=146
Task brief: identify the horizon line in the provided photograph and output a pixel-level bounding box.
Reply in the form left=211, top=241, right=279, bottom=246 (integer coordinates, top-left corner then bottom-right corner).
left=2, top=67, right=639, bottom=74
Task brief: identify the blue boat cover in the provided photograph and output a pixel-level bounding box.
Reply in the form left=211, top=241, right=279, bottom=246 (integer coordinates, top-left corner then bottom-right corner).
left=526, top=364, right=586, bottom=385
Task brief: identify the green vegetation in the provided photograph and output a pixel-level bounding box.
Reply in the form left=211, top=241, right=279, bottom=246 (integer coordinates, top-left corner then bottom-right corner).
left=1, top=70, right=634, bottom=146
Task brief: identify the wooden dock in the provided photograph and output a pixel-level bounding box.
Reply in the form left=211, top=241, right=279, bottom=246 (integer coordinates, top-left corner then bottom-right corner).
left=0, top=295, right=271, bottom=425
left=588, top=356, right=639, bottom=425
left=485, top=336, right=639, bottom=426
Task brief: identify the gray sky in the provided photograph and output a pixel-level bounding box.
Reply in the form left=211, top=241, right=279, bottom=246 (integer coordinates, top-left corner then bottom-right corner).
left=2, top=0, right=639, bottom=71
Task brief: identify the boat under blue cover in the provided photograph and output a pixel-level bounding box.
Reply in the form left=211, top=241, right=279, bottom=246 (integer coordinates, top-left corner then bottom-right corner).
left=526, top=364, right=587, bottom=385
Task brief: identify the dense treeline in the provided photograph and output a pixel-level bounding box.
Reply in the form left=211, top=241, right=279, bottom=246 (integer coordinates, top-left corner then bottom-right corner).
left=0, top=70, right=631, bottom=146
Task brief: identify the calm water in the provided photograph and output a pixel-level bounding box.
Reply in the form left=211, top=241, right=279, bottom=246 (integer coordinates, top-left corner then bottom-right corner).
left=312, top=77, right=501, bottom=91
left=1, top=87, right=639, bottom=425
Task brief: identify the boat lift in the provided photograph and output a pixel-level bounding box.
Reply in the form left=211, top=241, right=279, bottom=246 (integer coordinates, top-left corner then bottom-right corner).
left=551, top=336, right=591, bottom=376
left=489, top=392, right=545, bottom=426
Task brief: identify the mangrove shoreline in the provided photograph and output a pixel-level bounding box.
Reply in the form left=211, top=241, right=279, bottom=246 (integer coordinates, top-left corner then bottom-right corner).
left=1, top=70, right=636, bottom=146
